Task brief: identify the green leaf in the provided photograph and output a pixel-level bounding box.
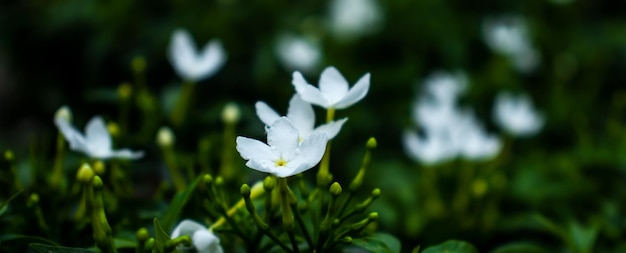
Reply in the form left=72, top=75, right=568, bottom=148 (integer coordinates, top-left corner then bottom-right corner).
left=350, top=233, right=402, bottom=253
left=490, top=242, right=552, bottom=253
left=28, top=243, right=97, bottom=253
left=154, top=217, right=171, bottom=252
left=421, top=240, right=478, bottom=253
left=113, top=237, right=138, bottom=249
left=0, top=189, right=23, bottom=217
left=161, top=174, right=203, bottom=231
left=0, top=234, right=59, bottom=248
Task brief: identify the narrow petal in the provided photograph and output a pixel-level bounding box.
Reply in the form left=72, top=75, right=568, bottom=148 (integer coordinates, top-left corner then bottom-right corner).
left=246, top=159, right=276, bottom=174
left=169, top=29, right=198, bottom=81
left=171, top=219, right=206, bottom=239
left=194, top=39, right=227, bottom=81
left=54, top=117, right=88, bottom=152
left=267, top=118, right=300, bottom=160
left=292, top=72, right=329, bottom=107
left=84, top=116, right=112, bottom=156
left=110, top=149, right=145, bottom=160
left=255, top=101, right=281, bottom=126
left=236, top=137, right=279, bottom=162
left=311, top=118, right=348, bottom=139
left=286, top=94, right=315, bottom=135
left=334, top=73, right=370, bottom=109
left=318, top=66, right=349, bottom=104
left=288, top=133, right=328, bottom=176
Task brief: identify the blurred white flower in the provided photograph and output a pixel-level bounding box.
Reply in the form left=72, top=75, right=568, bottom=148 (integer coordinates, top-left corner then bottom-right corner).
left=422, top=71, right=468, bottom=105
left=451, top=112, right=502, bottom=161
left=482, top=16, right=539, bottom=73
left=54, top=114, right=143, bottom=160
left=493, top=92, right=544, bottom=137
left=168, top=28, right=227, bottom=82
left=276, top=34, right=321, bottom=73
left=403, top=130, right=456, bottom=165
left=236, top=117, right=328, bottom=178
left=256, top=94, right=347, bottom=141
left=171, top=219, right=223, bottom=253
left=293, top=66, right=370, bottom=109
left=328, top=0, right=383, bottom=40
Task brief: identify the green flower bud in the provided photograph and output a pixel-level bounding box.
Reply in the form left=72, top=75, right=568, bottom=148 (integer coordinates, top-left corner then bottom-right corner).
left=263, top=176, right=277, bottom=191
left=203, top=174, right=213, bottom=185
left=131, top=55, right=146, bottom=73
left=221, top=102, right=240, bottom=124
left=136, top=228, right=149, bottom=242
left=144, top=238, right=155, bottom=251
left=215, top=176, right=224, bottom=187
left=240, top=184, right=251, bottom=197
left=372, top=188, right=381, bottom=198
left=4, top=150, right=14, bottom=161
left=366, top=137, right=377, bottom=149
left=27, top=193, right=39, bottom=207
left=156, top=126, right=175, bottom=148
left=329, top=182, right=342, bottom=196
left=92, top=176, right=104, bottom=190
left=92, top=160, right=106, bottom=175
left=340, top=236, right=352, bottom=243
left=77, top=163, right=95, bottom=184
left=107, top=122, right=120, bottom=138
left=118, top=82, right=132, bottom=100
left=368, top=212, right=379, bottom=221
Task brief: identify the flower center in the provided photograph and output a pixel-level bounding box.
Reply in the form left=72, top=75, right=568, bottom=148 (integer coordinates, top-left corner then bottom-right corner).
left=275, top=159, right=287, bottom=167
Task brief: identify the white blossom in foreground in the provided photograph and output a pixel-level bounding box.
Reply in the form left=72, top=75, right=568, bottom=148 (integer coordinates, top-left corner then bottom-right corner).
left=276, top=34, right=321, bottom=73
left=171, top=219, right=223, bottom=253
left=54, top=113, right=143, bottom=160
left=493, top=92, right=544, bottom=137
left=292, top=66, right=370, bottom=109
left=169, top=28, right=226, bottom=82
left=328, top=0, right=383, bottom=40
left=236, top=117, right=328, bottom=178
left=482, top=16, right=539, bottom=73
left=256, top=94, right=347, bottom=141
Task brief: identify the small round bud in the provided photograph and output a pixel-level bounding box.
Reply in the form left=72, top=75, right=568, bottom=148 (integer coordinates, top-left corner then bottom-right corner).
left=92, top=176, right=104, bottom=189
left=263, top=176, right=276, bottom=191
left=340, top=236, right=352, bottom=243
left=215, top=177, right=224, bottom=186
left=77, top=163, right=95, bottom=184
left=372, top=188, right=381, bottom=198
left=92, top=160, right=106, bottom=175
left=221, top=102, right=240, bottom=124
left=332, top=219, right=340, bottom=227
left=54, top=106, right=73, bottom=122
left=136, top=228, right=150, bottom=242
left=156, top=126, right=175, bottom=148
left=118, top=82, right=132, bottom=100
left=240, top=184, right=251, bottom=197
left=366, top=137, right=377, bottom=149
left=329, top=182, right=342, bottom=196
left=472, top=178, right=488, bottom=197
left=368, top=212, right=379, bottom=221
left=131, top=55, right=146, bottom=73
left=107, top=122, right=120, bottom=138
left=203, top=174, right=213, bottom=184
left=28, top=193, right=39, bottom=206
left=4, top=150, right=14, bottom=161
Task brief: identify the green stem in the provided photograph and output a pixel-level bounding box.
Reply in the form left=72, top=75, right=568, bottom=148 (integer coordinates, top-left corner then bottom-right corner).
left=50, top=133, right=66, bottom=190
left=280, top=178, right=298, bottom=252
left=162, top=147, right=186, bottom=192
left=170, top=81, right=195, bottom=127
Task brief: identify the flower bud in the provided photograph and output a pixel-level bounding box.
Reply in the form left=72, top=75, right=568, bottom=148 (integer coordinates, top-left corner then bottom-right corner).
left=157, top=126, right=175, bottom=148
left=263, top=176, right=277, bottom=191
left=221, top=102, right=240, bottom=124
left=93, top=160, right=106, bottom=175
left=215, top=176, right=224, bottom=187
left=4, top=150, right=13, bottom=161
left=366, top=137, right=377, bottom=149
left=92, top=176, right=104, bottom=190
left=368, top=212, right=379, bottom=221
left=118, top=82, right=132, bottom=100
left=77, top=163, right=95, bottom=184
left=107, top=122, right=120, bottom=138
left=240, top=184, right=251, bottom=197
left=27, top=193, right=39, bottom=207
left=203, top=174, right=213, bottom=185
left=131, top=55, right=146, bottom=73
left=329, top=182, right=342, bottom=196
left=340, top=236, right=352, bottom=244
left=136, top=228, right=149, bottom=242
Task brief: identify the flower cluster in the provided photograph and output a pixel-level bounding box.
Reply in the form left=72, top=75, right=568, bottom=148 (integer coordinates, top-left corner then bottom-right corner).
left=482, top=15, right=540, bottom=73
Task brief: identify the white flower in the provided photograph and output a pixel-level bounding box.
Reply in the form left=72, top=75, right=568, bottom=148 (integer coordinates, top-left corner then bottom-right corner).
left=482, top=16, right=539, bottom=73
left=403, top=130, right=456, bottom=165
left=450, top=112, right=502, bottom=161
left=236, top=117, right=328, bottom=178
left=276, top=34, right=321, bottom=73
left=328, top=0, right=383, bottom=40
left=292, top=66, right=370, bottom=109
left=168, top=28, right=226, bottom=82
left=422, top=71, right=467, bottom=105
left=171, top=220, right=223, bottom=253
left=54, top=114, right=143, bottom=160
left=256, top=94, right=347, bottom=141
left=493, top=92, right=544, bottom=137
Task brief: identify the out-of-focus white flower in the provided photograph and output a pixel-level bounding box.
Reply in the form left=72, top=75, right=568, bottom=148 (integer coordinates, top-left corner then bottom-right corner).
left=328, top=0, right=383, bottom=40
left=169, top=28, right=227, bottom=82
left=55, top=105, right=72, bottom=123
left=403, top=130, right=455, bottom=165
left=482, top=16, right=540, bottom=73
left=156, top=126, right=175, bottom=148
left=493, top=92, right=544, bottom=137
left=276, top=34, right=321, bottom=73
left=222, top=102, right=241, bottom=124
left=171, top=219, right=223, bottom=253
left=422, top=71, right=468, bottom=105
left=236, top=117, right=328, bottom=178
left=450, top=112, right=502, bottom=161
left=256, top=94, right=347, bottom=141
left=293, top=66, right=370, bottom=109
left=54, top=114, right=143, bottom=160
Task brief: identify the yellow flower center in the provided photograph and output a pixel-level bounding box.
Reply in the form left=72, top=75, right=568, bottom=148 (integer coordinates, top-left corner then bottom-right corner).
left=275, top=159, right=287, bottom=167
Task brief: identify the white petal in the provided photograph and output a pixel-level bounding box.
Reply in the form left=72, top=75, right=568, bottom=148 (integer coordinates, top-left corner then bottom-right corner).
left=84, top=116, right=112, bottom=157
left=169, top=29, right=198, bottom=81
left=193, top=39, right=227, bottom=81
left=318, top=66, right=349, bottom=104
left=286, top=94, right=315, bottom=136
left=287, top=133, right=328, bottom=176
left=236, top=137, right=279, bottom=162
left=267, top=118, right=299, bottom=160
left=292, top=72, right=329, bottom=107
left=246, top=159, right=276, bottom=174
left=192, top=230, right=223, bottom=253
left=110, top=149, right=144, bottom=160
left=311, top=118, right=348, bottom=139
left=54, top=117, right=88, bottom=152
left=255, top=101, right=281, bottom=126
left=272, top=166, right=299, bottom=178
left=334, top=72, right=370, bottom=109
left=171, top=219, right=206, bottom=239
